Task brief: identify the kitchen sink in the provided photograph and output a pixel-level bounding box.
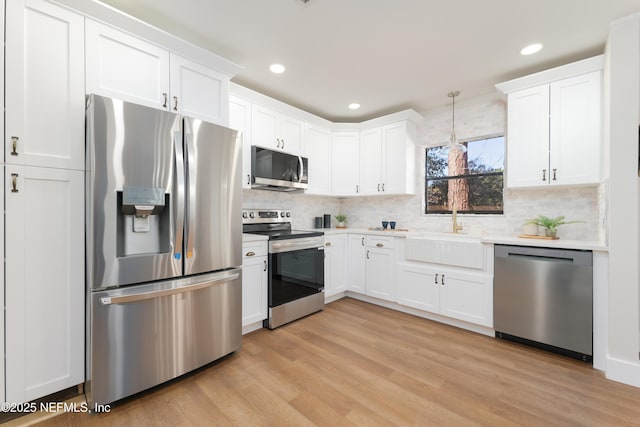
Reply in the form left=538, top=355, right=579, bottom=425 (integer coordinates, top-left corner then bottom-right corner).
left=405, top=233, right=484, bottom=269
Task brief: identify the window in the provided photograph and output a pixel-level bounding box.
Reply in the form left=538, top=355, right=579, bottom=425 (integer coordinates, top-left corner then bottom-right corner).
left=425, top=135, right=504, bottom=214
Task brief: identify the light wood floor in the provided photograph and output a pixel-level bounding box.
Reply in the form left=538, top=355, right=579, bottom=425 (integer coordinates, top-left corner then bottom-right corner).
left=31, top=298, right=640, bottom=426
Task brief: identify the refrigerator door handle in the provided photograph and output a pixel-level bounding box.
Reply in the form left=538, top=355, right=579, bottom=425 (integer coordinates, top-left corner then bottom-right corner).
left=184, top=120, right=196, bottom=260
left=100, top=271, right=240, bottom=305
left=174, top=129, right=185, bottom=260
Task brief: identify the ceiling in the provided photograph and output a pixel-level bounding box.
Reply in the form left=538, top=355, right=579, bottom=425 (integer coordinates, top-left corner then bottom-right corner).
left=99, top=0, right=640, bottom=122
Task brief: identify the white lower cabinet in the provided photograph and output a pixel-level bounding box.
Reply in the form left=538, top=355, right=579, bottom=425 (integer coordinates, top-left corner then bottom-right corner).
left=5, top=166, right=84, bottom=403
left=397, top=259, right=493, bottom=328
left=365, top=236, right=396, bottom=301
left=324, top=234, right=347, bottom=298
left=242, top=240, right=268, bottom=329
left=347, top=234, right=366, bottom=294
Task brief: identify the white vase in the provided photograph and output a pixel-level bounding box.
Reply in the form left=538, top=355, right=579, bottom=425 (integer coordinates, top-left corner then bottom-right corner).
left=523, top=223, right=538, bottom=236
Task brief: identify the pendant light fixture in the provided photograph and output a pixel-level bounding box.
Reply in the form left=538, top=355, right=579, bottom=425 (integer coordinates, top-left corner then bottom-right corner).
left=447, top=90, right=467, bottom=154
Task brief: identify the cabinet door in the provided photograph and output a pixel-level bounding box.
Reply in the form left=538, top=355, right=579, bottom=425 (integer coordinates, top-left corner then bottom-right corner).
left=5, top=166, right=84, bottom=403
left=170, top=53, right=229, bottom=126
left=347, top=234, right=366, bottom=294
left=506, top=85, right=550, bottom=188
left=242, top=255, right=268, bottom=326
left=396, top=263, right=440, bottom=313
left=331, top=131, right=360, bottom=196
left=365, top=247, right=396, bottom=301
left=85, top=19, right=170, bottom=110
left=279, top=116, right=303, bottom=154
left=6, top=0, right=85, bottom=170
left=324, top=235, right=347, bottom=297
left=550, top=71, right=602, bottom=186
left=359, top=127, right=383, bottom=195
left=382, top=121, right=413, bottom=195
left=251, top=105, right=279, bottom=150
left=439, top=269, right=493, bottom=327
left=229, top=96, right=252, bottom=189
left=305, top=125, right=332, bottom=195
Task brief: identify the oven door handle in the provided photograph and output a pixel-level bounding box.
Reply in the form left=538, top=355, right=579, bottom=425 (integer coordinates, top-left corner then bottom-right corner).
left=270, top=239, right=323, bottom=252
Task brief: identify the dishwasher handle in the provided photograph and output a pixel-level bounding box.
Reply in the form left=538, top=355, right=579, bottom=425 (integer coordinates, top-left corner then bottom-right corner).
left=494, top=244, right=592, bottom=266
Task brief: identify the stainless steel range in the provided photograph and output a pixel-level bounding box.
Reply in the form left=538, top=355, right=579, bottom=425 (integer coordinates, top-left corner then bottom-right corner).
left=242, top=209, right=324, bottom=329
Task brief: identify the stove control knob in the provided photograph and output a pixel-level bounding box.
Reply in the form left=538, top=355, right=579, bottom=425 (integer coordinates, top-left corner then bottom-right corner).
left=249, top=212, right=255, bottom=219
left=286, top=212, right=291, bottom=218
left=280, top=212, right=286, bottom=218
left=242, top=212, right=248, bottom=219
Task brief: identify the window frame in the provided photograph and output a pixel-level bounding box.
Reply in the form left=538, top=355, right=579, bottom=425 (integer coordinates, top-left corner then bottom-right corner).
left=423, top=133, right=505, bottom=216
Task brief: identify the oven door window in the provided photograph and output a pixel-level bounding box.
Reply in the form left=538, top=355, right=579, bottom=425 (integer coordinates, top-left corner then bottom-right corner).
left=269, top=247, right=324, bottom=307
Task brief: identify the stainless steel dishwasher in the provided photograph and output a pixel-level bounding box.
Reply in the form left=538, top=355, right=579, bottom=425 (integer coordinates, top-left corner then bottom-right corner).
left=494, top=245, right=593, bottom=361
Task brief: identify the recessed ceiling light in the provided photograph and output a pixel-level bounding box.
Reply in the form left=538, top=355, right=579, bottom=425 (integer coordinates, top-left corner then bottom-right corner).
left=520, top=43, right=543, bottom=56
left=269, top=63, right=285, bottom=74
left=348, top=103, right=360, bottom=110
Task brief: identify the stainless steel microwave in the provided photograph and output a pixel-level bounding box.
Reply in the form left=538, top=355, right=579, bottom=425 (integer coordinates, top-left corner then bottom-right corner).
left=251, top=146, right=308, bottom=192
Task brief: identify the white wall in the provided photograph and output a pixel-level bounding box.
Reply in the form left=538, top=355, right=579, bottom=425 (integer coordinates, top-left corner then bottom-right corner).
left=605, top=12, right=640, bottom=387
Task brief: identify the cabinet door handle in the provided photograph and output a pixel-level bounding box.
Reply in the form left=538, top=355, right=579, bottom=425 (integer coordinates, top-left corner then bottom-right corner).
left=361, top=237, right=364, bottom=246
left=552, top=168, right=557, bottom=181
left=247, top=174, right=251, bottom=185
left=10, top=173, right=19, bottom=193
left=245, top=251, right=255, bottom=257
left=382, top=183, right=385, bottom=192
left=441, top=274, right=445, bottom=285
left=542, top=169, right=547, bottom=181
left=434, top=273, right=438, bottom=284
left=356, top=184, right=359, bottom=193
left=325, top=242, right=332, bottom=247
left=263, top=260, right=267, bottom=271
left=10, top=136, right=19, bottom=156
left=173, top=96, right=178, bottom=111
left=162, top=93, right=168, bottom=108
left=366, top=250, right=370, bottom=259
left=377, top=183, right=381, bottom=192
left=376, top=243, right=383, bottom=248
left=282, top=139, right=285, bottom=150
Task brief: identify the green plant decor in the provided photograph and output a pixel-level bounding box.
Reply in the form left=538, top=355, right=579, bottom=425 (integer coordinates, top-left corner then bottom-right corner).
left=526, top=215, right=581, bottom=234
left=335, top=214, right=347, bottom=223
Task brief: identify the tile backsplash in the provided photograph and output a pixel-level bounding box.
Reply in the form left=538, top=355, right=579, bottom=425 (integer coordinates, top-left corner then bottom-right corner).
left=243, top=94, right=604, bottom=242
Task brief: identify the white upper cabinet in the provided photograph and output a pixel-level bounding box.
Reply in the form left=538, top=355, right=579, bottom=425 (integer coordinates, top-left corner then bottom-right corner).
left=304, top=124, right=332, bottom=195
left=229, top=95, right=252, bottom=189
left=497, top=56, right=603, bottom=188
left=251, top=104, right=303, bottom=154
left=85, top=19, right=170, bottom=109
left=6, top=0, right=85, bottom=170
left=331, top=131, right=360, bottom=196
left=169, top=53, right=229, bottom=125
left=86, top=20, right=230, bottom=125
left=358, top=119, right=417, bottom=196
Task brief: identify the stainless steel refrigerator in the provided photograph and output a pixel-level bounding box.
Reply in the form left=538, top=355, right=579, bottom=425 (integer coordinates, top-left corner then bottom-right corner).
left=85, top=94, right=243, bottom=407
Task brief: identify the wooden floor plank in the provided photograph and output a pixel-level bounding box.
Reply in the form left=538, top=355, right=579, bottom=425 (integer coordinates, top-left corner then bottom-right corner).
left=33, top=298, right=640, bottom=426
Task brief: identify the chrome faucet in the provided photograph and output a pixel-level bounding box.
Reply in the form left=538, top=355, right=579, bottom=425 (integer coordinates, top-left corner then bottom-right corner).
left=452, top=204, right=463, bottom=234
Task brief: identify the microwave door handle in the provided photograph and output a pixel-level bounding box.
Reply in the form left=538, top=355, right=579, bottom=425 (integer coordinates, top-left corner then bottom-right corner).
left=184, top=120, right=196, bottom=264
left=173, top=128, right=185, bottom=263
left=298, top=156, right=304, bottom=183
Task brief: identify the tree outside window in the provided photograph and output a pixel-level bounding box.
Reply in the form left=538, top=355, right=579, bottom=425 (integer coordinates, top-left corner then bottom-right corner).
left=425, top=135, right=504, bottom=214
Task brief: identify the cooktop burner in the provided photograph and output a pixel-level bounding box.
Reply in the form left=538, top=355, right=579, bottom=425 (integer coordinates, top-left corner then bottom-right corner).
left=241, top=209, right=323, bottom=240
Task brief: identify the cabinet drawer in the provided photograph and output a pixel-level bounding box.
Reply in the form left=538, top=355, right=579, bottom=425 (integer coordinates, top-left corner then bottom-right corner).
left=242, top=241, right=267, bottom=258
left=366, top=235, right=395, bottom=249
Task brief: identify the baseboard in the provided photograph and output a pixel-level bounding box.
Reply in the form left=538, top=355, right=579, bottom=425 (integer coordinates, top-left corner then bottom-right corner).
left=242, top=321, right=264, bottom=335
left=606, top=356, right=640, bottom=388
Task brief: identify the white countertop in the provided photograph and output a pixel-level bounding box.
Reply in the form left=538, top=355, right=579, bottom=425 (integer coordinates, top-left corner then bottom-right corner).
left=312, top=228, right=607, bottom=251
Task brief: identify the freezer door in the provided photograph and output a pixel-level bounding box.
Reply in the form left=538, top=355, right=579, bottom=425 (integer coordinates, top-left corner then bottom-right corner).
left=183, top=118, right=242, bottom=275
left=87, top=268, right=242, bottom=406
left=86, top=94, right=183, bottom=289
